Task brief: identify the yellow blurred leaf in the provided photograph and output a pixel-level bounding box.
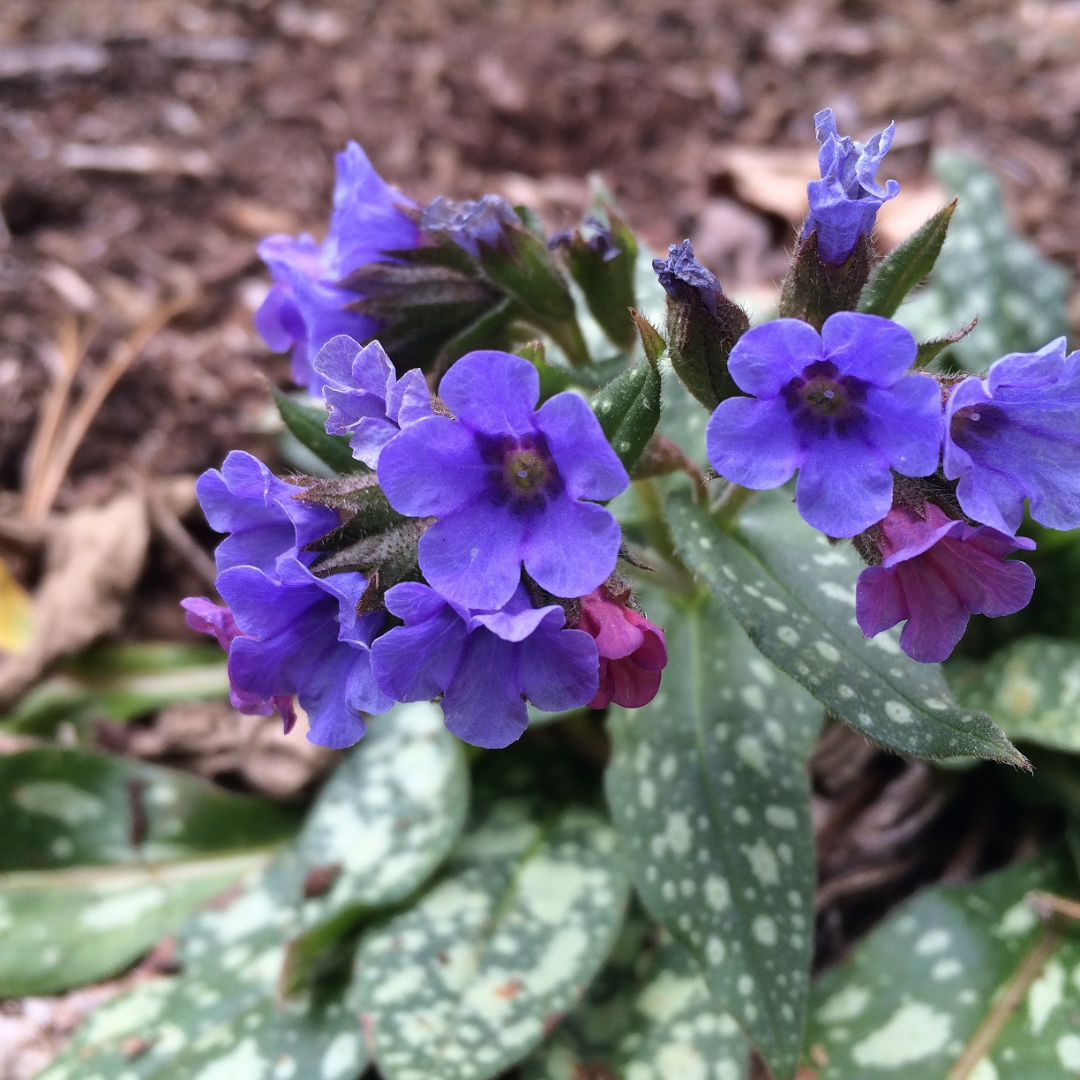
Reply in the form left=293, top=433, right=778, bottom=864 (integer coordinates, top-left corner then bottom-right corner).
left=0, top=558, right=35, bottom=655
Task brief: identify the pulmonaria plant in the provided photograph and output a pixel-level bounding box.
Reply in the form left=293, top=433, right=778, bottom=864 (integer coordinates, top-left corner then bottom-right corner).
left=174, top=112, right=1080, bottom=1080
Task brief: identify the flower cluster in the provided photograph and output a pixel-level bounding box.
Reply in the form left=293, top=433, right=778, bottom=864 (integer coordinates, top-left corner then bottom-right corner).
left=187, top=341, right=666, bottom=749
left=696, top=114, right=1080, bottom=663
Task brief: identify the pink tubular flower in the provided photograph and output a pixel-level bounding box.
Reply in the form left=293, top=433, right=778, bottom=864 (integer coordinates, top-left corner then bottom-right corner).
left=576, top=587, right=668, bottom=708
left=855, top=503, right=1035, bottom=664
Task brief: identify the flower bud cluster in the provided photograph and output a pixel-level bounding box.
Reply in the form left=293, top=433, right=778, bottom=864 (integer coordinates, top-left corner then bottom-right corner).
left=691, top=113, right=1080, bottom=664
left=186, top=338, right=667, bottom=749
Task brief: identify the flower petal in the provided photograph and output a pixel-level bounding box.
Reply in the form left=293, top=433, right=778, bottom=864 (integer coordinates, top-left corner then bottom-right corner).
left=795, top=438, right=892, bottom=537
left=522, top=496, right=620, bottom=600
left=821, top=312, right=917, bottom=386
left=437, top=350, right=540, bottom=437
left=536, top=392, right=629, bottom=501
left=377, top=416, right=489, bottom=517
left=726, top=319, right=822, bottom=398
left=418, top=500, right=526, bottom=610
left=518, top=627, right=598, bottom=713
left=371, top=609, right=467, bottom=703
left=861, top=376, right=942, bottom=477
left=441, top=633, right=529, bottom=748
left=707, top=396, right=801, bottom=490
left=855, top=565, right=909, bottom=638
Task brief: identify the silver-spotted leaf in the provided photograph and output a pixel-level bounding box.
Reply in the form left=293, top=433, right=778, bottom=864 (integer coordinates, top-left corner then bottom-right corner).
left=0, top=747, right=299, bottom=872
left=522, top=910, right=750, bottom=1080
left=668, top=491, right=1025, bottom=765
left=606, top=589, right=819, bottom=1080
left=351, top=805, right=630, bottom=1080
left=949, top=637, right=1080, bottom=753
left=805, top=849, right=1079, bottom=1078
left=0, top=853, right=267, bottom=998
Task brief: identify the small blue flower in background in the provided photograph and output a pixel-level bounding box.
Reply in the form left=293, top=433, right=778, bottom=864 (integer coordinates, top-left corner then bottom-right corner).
left=706, top=312, right=942, bottom=537
left=805, top=108, right=900, bottom=265
left=944, top=337, right=1080, bottom=535
left=652, top=239, right=722, bottom=315
left=420, top=194, right=520, bottom=256
left=856, top=502, right=1035, bottom=663
left=196, top=451, right=338, bottom=574
left=378, top=350, right=628, bottom=609
left=315, top=336, right=433, bottom=468
left=371, top=582, right=598, bottom=748
left=255, top=143, right=420, bottom=395
left=216, top=557, right=391, bottom=748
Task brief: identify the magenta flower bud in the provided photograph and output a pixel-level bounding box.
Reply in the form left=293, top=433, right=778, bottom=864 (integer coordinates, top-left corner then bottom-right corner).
left=855, top=503, right=1035, bottom=664
left=575, top=588, right=667, bottom=709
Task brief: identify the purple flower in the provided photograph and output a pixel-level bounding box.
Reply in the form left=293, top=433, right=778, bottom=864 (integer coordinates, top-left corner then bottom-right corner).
left=944, top=338, right=1080, bottom=535
left=314, top=336, right=433, bottom=468
left=371, top=582, right=599, bottom=748
left=420, top=194, right=519, bottom=256
left=255, top=143, right=420, bottom=395
left=856, top=502, right=1035, bottom=663
left=378, top=350, right=628, bottom=609
left=197, top=451, right=338, bottom=575
left=652, top=239, right=721, bottom=317
left=805, top=109, right=900, bottom=265
left=706, top=313, right=942, bottom=537
left=181, top=596, right=297, bottom=729
left=216, top=556, right=391, bottom=748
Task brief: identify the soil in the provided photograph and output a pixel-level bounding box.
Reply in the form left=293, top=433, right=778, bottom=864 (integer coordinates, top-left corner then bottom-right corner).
left=1, top=1, right=1079, bottom=1076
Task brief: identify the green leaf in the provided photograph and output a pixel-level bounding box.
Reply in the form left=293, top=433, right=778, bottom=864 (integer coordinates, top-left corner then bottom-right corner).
left=593, top=359, right=662, bottom=472
left=2, top=645, right=229, bottom=736
left=32, top=879, right=367, bottom=1080
left=858, top=201, right=956, bottom=318
left=804, top=848, right=1079, bottom=1078
left=0, top=853, right=267, bottom=997
left=0, top=748, right=300, bottom=872
left=605, top=589, right=819, bottom=1080
left=913, top=318, right=978, bottom=369
left=895, top=152, right=1069, bottom=373
left=38, top=701, right=466, bottom=1077
left=668, top=491, right=1026, bottom=765
left=949, top=637, right=1080, bottom=753
left=350, top=803, right=630, bottom=1080
left=272, top=389, right=364, bottom=475
left=522, top=910, right=749, bottom=1079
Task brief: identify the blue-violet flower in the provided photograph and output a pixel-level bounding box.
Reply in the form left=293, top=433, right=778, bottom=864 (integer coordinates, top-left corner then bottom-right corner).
left=215, top=556, right=391, bottom=748
left=255, top=143, right=420, bottom=395
left=315, top=335, right=433, bottom=468
left=377, top=349, right=629, bottom=609
left=706, top=312, right=942, bottom=537
left=855, top=502, right=1035, bottom=664
left=805, top=109, right=900, bottom=266
left=181, top=596, right=297, bottom=728
left=371, top=582, right=599, bottom=748
left=944, top=337, right=1080, bottom=534
left=197, top=451, right=338, bottom=575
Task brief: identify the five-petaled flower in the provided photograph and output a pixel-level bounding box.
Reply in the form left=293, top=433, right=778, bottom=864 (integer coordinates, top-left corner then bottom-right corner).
left=944, top=337, right=1080, bottom=535
left=855, top=502, right=1035, bottom=664
left=706, top=312, right=942, bottom=538
left=378, top=349, right=629, bottom=610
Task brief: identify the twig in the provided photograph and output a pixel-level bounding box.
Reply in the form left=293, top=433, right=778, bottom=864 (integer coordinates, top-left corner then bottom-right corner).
left=1026, top=890, right=1080, bottom=924
left=23, top=289, right=198, bottom=522
left=946, top=927, right=1061, bottom=1079
left=142, top=477, right=218, bottom=589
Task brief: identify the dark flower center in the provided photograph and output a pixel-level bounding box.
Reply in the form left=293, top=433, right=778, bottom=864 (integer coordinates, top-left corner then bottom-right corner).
left=782, top=359, right=867, bottom=437
left=950, top=403, right=1007, bottom=448
left=478, top=433, right=563, bottom=513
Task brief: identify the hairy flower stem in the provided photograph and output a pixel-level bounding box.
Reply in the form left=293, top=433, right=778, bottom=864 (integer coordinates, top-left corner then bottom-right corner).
left=712, top=482, right=757, bottom=531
